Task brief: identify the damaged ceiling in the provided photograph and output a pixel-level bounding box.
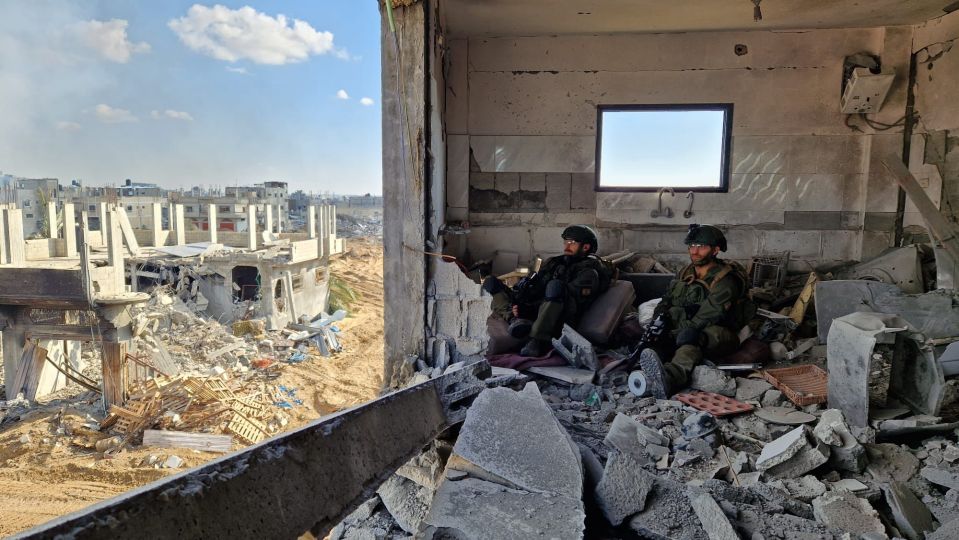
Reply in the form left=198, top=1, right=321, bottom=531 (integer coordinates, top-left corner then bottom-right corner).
left=441, top=0, right=954, bottom=36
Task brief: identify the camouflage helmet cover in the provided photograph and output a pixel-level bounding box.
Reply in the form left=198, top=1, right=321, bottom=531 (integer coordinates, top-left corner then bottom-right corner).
left=684, top=224, right=727, bottom=252
left=562, top=224, right=599, bottom=253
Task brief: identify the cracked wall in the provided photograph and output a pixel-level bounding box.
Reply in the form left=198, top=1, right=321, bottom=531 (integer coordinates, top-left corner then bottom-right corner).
left=445, top=27, right=917, bottom=268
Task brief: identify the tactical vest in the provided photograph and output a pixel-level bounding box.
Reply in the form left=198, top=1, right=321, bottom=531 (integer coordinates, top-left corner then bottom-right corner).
left=673, top=260, right=756, bottom=328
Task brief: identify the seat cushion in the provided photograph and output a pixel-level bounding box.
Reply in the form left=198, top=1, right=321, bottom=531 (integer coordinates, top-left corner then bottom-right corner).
left=577, top=280, right=636, bottom=345
left=485, top=316, right=527, bottom=357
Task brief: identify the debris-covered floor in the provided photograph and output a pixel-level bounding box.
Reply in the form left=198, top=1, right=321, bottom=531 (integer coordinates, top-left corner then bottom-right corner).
left=332, top=245, right=959, bottom=539
left=0, top=237, right=385, bottom=536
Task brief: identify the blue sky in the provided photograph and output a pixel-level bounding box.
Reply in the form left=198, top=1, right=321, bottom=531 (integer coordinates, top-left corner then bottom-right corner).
left=0, top=1, right=383, bottom=195
left=599, top=110, right=725, bottom=189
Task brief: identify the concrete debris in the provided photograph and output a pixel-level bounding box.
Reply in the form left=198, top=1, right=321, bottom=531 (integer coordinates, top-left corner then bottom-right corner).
left=605, top=412, right=669, bottom=464
left=690, top=365, right=737, bottom=397
left=929, top=516, right=959, bottom=540
left=883, top=481, right=937, bottom=540
left=594, top=451, right=654, bottom=525
left=921, top=466, right=959, bottom=490
left=396, top=442, right=447, bottom=490
left=735, top=377, right=773, bottom=402
left=830, top=478, right=868, bottom=492
left=629, top=474, right=708, bottom=539
left=867, top=443, right=920, bottom=483
left=814, top=408, right=868, bottom=473
left=757, top=426, right=830, bottom=479
left=688, top=491, right=739, bottom=540
left=770, top=475, right=827, bottom=503
left=552, top=324, right=599, bottom=370
left=754, top=406, right=816, bottom=425
left=812, top=491, right=886, bottom=536
left=375, top=474, right=431, bottom=534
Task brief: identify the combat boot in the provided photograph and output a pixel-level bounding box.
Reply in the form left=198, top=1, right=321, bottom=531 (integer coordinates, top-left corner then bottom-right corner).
left=508, top=318, right=533, bottom=339
left=638, top=348, right=673, bottom=399
left=520, top=338, right=550, bottom=357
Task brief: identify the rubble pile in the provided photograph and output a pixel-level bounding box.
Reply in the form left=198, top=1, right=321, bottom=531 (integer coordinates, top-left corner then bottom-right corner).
left=337, top=212, right=383, bottom=238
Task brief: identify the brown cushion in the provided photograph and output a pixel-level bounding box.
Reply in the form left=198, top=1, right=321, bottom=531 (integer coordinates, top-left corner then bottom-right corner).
left=577, top=280, right=636, bottom=345
left=485, top=316, right=527, bottom=357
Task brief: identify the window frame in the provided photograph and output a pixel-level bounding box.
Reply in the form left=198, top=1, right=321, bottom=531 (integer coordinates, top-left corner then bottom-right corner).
left=594, top=103, right=734, bottom=194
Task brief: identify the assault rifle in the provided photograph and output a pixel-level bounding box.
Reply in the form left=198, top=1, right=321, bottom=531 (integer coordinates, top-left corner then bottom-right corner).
left=624, top=312, right=668, bottom=371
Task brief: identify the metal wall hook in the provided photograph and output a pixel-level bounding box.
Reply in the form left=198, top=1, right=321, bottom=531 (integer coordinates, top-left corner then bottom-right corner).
left=650, top=187, right=675, bottom=218
left=684, top=191, right=695, bottom=218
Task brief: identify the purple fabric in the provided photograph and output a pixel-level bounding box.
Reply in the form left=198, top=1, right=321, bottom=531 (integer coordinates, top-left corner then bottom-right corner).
left=487, top=349, right=568, bottom=371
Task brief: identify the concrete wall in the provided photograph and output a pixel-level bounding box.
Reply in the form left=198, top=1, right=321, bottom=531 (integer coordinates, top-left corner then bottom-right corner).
left=445, top=27, right=918, bottom=268
left=911, top=10, right=959, bottom=230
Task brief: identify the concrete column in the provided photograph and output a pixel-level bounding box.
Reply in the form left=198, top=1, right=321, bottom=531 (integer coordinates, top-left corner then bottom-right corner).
left=101, top=340, right=128, bottom=408
left=4, top=208, right=26, bottom=264
left=1, top=308, right=25, bottom=399
left=0, top=208, right=7, bottom=265
left=208, top=204, right=218, bottom=243
left=36, top=339, right=68, bottom=397
left=47, top=201, right=58, bottom=239
left=318, top=205, right=328, bottom=258
left=151, top=203, right=164, bottom=247
left=276, top=205, right=283, bottom=234
left=97, top=202, right=107, bottom=233
left=307, top=205, right=317, bottom=238
left=329, top=205, right=337, bottom=254
left=265, top=204, right=273, bottom=236
left=247, top=205, right=257, bottom=251
left=63, top=203, right=77, bottom=256
left=173, top=204, right=185, bottom=245
left=105, top=207, right=124, bottom=291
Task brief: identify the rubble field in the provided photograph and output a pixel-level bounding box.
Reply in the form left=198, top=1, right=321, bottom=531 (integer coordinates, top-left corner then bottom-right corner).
left=0, top=237, right=385, bottom=536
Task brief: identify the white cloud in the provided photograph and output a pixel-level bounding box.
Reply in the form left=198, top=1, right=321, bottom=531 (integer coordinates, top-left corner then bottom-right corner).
left=76, top=19, right=150, bottom=63
left=225, top=66, right=248, bottom=74
left=56, top=121, right=81, bottom=132
left=360, top=97, right=374, bottom=106
left=95, top=103, right=137, bottom=123
left=164, top=109, right=194, bottom=121
left=336, top=89, right=349, bottom=100
left=168, top=4, right=346, bottom=65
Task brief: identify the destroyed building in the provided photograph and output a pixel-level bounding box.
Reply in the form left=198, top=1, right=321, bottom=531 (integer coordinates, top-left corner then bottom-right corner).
left=10, top=1, right=959, bottom=539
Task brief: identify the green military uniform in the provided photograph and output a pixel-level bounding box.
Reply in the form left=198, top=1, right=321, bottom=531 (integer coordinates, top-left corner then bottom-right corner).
left=491, top=253, right=611, bottom=341
left=656, top=259, right=754, bottom=387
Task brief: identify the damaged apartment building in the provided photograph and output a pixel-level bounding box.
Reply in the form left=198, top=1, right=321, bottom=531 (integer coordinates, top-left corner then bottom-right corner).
left=0, top=200, right=340, bottom=409
left=14, top=1, right=959, bottom=539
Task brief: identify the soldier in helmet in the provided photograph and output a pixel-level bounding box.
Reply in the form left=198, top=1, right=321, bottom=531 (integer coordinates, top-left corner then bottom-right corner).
left=638, top=224, right=756, bottom=399
left=484, top=225, right=612, bottom=357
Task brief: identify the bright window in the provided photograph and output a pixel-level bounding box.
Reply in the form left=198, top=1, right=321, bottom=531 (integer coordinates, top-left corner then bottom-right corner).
left=596, top=104, right=732, bottom=192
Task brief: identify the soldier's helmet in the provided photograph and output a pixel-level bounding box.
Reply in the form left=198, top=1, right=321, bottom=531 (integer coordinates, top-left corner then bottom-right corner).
left=562, top=225, right=599, bottom=254
left=684, top=224, right=727, bottom=252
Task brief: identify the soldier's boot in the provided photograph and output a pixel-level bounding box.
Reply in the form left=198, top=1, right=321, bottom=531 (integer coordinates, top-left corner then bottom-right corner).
left=638, top=348, right=672, bottom=399
left=664, top=344, right=703, bottom=390
left=528, top=300, right=564, bottom=342
left=520, top=338, right=551, bottom=357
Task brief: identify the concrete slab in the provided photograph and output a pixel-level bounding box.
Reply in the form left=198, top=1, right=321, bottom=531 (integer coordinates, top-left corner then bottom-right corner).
left=421, top=477, right=585, bottom=539
left=527, top=366, right=594, bottom=384
left=594, top=451, right=654, bottom=526
left=754, top=406, right=816, bottom=425
left=629, top=475, right=708, bottom=540
left=735, top=377, right=773, bottom=402
left=811, top=491, right=885, bottom=536
left=756, top=426, right=808, bottom=471
left=830, top=478, right=868, bottom=492
left=757, top=426, right=831, bottom=479
left=691, top=365, right=737, bottom=397
left=450, top=383, right=582, bottom=498
left=866, top=443, right=920, bottom=483
left=689, top=491, right=739, bottom=540
left=921, top=466, right=959, bottom=490
left=884, top=481, right=936, bottom=540
left=375, top=475, right=431, bottom=534
left=604, top=413, right=668, bottom=464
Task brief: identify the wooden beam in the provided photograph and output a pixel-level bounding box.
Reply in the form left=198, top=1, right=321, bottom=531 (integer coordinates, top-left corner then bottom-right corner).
left=101, top=341, right=128, bottom=408
left=882, top=158, right=959, bottom=262
left=142, top=430, right=233, bottom=453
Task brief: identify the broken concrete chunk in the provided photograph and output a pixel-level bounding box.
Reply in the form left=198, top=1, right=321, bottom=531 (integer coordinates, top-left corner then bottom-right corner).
left=811, top=491, right=886, bottom=536
left=921, top=466, right=959, bottom=491
left=604, top=413, right=667, bottom=464
left=421, top=477, right=585, bottom=540
left=594, top=451, right=654, bottom=526
left=450, top=383, right=583, bottom=498
left=754, top=406, right=816, bottom=425
left=761, top=389, right=784, bottom=407
left=691, top=365, right=737, bottom=397
left=757, top=426, right=830, bottom=480
left=813, top=408, right=868, bottom=473
left=778, top=475, right=827, bottom=503
left=883, top=481, right=936, bottom=540
left=375, top=475, right=431, bottom=534
left=830, top=478, right=868, bottom=492
left=395, top=443, right=445, bottom=490
left=630, top=475, right=708, bottom=539
left=735, top=377, right=773, bottom=402
left=929, top=516, right=959, bottom=540
left=866, top=443, right=920, bottom=483
left=756, top=426, right=807, bottom=471
left=689, top=491, right=739, bottom=540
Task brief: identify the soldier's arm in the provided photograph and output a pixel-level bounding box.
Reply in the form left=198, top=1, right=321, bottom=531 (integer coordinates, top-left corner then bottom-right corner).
left=676, top=277, right=741, bottom=330
left=567, top=267, right=600, bottom=299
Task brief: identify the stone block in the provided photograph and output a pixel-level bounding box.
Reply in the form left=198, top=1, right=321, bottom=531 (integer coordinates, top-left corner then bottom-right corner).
left=494, top=172, right=520, bottom=193
left=690, top=366, right=736, bottom=397
left=520, top=172, right=546, bottom=191
left=735, top=377, right=773, bottom=402
left=421, top=477, right=585, bottom=539
left=594, top=451, right=654, bottom=526
left=758, top=230, right=822, bottom=259
left=470, top=172, right=494, bottom=190
left=689, top=491, right=739, bottom=540
left=433, top=299, right=463, bottom=338
left=884, top=481, right=936, bottom=540
left=545, top=173, right=572, bottom=211
left=375, top=475, right=431, bottom=534
left=450, top=383, right=583, bottom=499
left=783, top=211, right=842, bottom=230
left=465, top=298, right=491, bottom=338
left=531, top=226, right=567, bottom=256
left=570, top=173, right=596, bottom=210
left=454, top=337, right=484, bottom=356
left=811, top=491, right=885, bottom=536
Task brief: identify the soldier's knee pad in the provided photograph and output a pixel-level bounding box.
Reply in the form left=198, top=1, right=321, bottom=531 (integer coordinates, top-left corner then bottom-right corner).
left=676, top=327, right=703, bottom=348
left=482, top=276, right=505, bottom=295
left=544, top=279, right=566, bottom=302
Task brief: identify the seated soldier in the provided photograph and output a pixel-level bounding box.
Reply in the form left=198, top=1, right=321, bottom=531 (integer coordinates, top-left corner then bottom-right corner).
left=483, top=225, right=611, bottom=357
left=638, top=224, right=756, bottom=399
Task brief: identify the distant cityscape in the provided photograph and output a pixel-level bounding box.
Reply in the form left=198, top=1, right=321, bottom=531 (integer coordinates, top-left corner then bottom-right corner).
left=0, top=172, right=382, bottom=238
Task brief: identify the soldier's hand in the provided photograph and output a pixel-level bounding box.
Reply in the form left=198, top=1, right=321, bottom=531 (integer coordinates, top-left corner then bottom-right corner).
left=511, top=305, right=520, bottom=317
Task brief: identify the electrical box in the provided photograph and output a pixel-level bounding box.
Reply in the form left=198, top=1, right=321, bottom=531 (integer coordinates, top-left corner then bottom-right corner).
left=841, top=67, right=895, bottom=114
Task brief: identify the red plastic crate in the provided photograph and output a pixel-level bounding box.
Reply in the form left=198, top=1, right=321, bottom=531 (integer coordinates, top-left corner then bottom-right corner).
left=676, top=391, right=754, bottom=417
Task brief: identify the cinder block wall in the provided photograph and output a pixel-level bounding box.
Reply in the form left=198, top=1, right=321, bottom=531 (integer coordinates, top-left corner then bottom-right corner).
left=445, top=26, right=926, bottom=269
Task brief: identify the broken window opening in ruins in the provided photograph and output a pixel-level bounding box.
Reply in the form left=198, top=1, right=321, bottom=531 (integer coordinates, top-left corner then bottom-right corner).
left=274, top=279, right=285, bottom=312
left=232, top=266, right=261, bottom=302
left=292, top=274, right=303, bottom=290
left=595, top=104, right=732, bottom=192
